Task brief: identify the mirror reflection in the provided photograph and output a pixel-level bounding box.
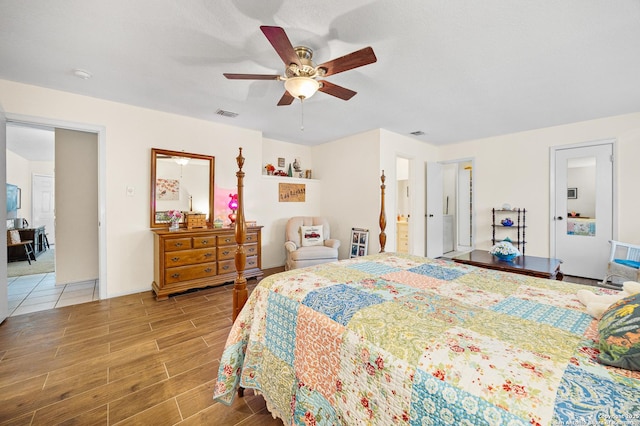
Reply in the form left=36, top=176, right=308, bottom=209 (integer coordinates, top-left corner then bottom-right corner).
left=566, top=156, right=596, bottom=237
left=151, top=148, right=214, bottom=228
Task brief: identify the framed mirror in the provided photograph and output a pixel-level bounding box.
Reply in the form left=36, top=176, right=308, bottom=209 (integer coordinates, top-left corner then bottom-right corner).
left=150, top=148, right=215, bottom=229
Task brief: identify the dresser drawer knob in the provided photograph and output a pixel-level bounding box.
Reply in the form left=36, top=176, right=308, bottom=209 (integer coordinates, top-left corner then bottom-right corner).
left=204, top=252, right=213, bottom=258
left=171, top=257, right=180, bottom=262
left=201, top=239, right=209, bottom=245
left=171, top=273, right=180, bottom=278
left=174, top=242, right=183, bottom=247
left=222, top=265, right=230, bottom=270
left=222, top=250, right=231, bottom=256
left=204, top=267, right=212, bottom=273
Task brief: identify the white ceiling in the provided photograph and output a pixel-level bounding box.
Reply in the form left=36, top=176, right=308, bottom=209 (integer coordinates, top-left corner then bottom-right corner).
left=1, top=0, right=639, bottom=148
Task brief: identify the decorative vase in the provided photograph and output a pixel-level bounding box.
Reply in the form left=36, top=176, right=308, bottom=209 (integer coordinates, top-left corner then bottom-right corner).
left=501, top=218, right=514, bottom=227
left=494, top=253, right=517, bottom=261
left=169, top=221, right=180, bottom=231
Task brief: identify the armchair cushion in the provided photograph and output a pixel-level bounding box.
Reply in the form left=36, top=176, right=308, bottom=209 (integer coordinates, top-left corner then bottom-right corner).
left=614, top=259, right=640, bottom=269
left=300, top=225, right=324, bottom=247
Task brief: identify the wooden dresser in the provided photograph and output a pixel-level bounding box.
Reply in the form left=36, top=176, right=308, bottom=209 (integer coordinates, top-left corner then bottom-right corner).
left=152, top=226, right=263, bottom=300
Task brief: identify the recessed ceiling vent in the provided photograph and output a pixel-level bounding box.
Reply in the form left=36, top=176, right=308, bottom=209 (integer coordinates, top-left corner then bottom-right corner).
left=215, top=109, right=238, bottom=118
left=410, top=130, right=425, bottom=136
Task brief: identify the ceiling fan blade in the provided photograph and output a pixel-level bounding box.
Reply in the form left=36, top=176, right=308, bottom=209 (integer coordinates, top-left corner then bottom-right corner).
left=318, top=80, right=357, bottom=101
left=260, top=26, right=301, bottom=67
left=317, top=46, right=377, bottom=77
left=223, top=73, right=281, bottom=80
left=277, top=91, right=295, bottom=106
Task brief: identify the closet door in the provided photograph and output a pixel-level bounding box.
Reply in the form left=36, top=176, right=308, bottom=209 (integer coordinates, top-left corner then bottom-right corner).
left=552, top=142, right=613, bottom=279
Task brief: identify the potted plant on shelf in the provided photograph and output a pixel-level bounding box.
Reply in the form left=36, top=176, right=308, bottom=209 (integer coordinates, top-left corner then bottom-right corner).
left=489, top=241, right=521, bottom=262
left=167, top=209, right=183, bottom=231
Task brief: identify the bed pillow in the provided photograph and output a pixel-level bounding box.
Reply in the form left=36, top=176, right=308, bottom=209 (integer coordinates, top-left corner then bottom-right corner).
left=300, top=225, right=324, bottom=247
left=597, top=292, right=640, bottom=371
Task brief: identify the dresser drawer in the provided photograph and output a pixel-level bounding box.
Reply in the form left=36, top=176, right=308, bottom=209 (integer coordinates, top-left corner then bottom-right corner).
left=217, top=243, right=257, bottom=261
left=193, top=236, right=215, bottom=248
left=217, top=234, right=236, bottom=246
left=164, top=248, right=216, bottom=268
left=217, top=255, right=258, bottom=275
left=165, top=262, right=217, bottom=284
left=217, top=232, right=258, bottom=247
left=164, top=238, right=192, bottom=252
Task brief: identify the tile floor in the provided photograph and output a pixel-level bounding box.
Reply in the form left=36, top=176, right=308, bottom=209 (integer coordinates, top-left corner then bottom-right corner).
left=7, top=273, right=99, bottom=317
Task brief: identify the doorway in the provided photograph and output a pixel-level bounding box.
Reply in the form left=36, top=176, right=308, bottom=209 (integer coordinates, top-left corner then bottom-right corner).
left=5, top=119, right=104, bottom=316
left=426, top=159, right=475, bottom=258
left=550, top=140, right=614, bottom=279
left=396, top=157, right=411, bottom=253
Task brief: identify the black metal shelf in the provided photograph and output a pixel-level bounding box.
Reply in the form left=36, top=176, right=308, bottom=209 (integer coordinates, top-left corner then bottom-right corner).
left=492, top=208, right=526, bottom=255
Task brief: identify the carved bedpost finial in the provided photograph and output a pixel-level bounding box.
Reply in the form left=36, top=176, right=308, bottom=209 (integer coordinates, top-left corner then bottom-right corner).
left=236, top=147, right=245, bottom=171
left=379, top=170, right=387, bottom=253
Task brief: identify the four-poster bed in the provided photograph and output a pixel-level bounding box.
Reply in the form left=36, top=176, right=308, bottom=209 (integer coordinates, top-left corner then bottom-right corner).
left=222, top=163, right=639, bottom=425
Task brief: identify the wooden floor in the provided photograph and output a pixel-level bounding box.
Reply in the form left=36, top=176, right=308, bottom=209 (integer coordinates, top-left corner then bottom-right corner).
left=0, top=280, right=284, bottom=425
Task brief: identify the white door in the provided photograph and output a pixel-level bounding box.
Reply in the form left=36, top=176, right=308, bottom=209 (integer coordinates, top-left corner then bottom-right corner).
left=0, top=108, right=7, bottom=322
left=552, top=142, right=613, bottom=278
left=32, top=174, right=56, bottom=246
left=426, top=162, right=443, bottom=258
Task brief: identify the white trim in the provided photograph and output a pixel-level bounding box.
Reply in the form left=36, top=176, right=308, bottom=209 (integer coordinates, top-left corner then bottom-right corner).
left=549, top=138, right=617, bottom=259
left=5, top=113, right=107, bottom=300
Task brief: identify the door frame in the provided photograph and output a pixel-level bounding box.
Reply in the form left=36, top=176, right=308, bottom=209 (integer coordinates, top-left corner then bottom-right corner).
left=549, top=138, right=617, bottom=258
left=6, top=113, right=107, bottom=299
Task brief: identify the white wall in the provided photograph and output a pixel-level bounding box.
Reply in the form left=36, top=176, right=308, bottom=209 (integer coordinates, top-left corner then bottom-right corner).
left=0, top=79, right=267, bottom=297
left=438, top=112, right=640, bottom=256
left=2, top=78, right=639, bottom=299
left=312, top=129, right=382, bottom=258
left=55, top=129, right=99, bottom=284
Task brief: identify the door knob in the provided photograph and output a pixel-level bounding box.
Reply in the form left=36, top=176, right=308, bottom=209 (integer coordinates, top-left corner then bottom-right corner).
left=428, top=214, right=434, bottom=217
left=556, top=216, right=564, bottom=221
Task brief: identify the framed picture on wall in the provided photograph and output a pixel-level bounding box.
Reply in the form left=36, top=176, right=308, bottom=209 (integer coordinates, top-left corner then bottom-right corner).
left=567, top=187, right=578, bottom=199
left=350, top=228, right=369, bottom=258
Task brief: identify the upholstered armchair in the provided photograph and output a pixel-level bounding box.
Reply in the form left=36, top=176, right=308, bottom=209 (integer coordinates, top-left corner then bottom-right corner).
left=284, top=216, right=340, bottom=270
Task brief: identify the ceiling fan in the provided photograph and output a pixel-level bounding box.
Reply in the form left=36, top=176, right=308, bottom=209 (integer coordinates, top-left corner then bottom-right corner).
left=224, top=26, right=377, bottom=106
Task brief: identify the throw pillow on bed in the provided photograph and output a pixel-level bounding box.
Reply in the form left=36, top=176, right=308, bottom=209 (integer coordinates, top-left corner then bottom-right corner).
left=597, top=292, right=640, bottom=371
left=300, top=225, right=324, bottom=247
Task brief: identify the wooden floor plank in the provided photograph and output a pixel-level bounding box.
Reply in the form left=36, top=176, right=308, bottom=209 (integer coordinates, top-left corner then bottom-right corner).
left=0, top=279, right=284, bottom=425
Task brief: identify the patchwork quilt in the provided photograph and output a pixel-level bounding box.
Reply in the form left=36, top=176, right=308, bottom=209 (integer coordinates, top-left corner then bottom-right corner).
left=214, top=253, right=640, bottom=425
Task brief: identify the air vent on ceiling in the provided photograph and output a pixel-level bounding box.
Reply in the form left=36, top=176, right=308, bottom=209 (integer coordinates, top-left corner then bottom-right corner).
left=215, top=109, right=238, bottom=118
left=410, top=130, right=425, bottom=136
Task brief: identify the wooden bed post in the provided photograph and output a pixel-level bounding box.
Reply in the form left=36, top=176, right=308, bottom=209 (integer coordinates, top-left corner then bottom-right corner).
left=379, top=170, right=387, bottom=253
left=232, top=148, right=247, bottom=321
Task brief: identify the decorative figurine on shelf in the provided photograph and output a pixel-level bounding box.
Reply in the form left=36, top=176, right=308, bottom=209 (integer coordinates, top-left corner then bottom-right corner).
left=287, top=163, right=293, bottom=177
left=265, top=163, right=275, bottom=175
left=501, top=217, right=514, bottom=227
left=228, top=193, right=238, bottom=225
left=293, top=158, right=301, bottom=173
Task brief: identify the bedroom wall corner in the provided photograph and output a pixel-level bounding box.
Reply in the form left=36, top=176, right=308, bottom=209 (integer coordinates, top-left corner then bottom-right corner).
left=311, top=129, right=381, bottom=259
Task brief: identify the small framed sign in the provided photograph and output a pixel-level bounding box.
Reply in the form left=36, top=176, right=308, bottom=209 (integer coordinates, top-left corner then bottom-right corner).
left=350, top=228, right=369, bottom=258
left=567, top=188, right=578, bottom=199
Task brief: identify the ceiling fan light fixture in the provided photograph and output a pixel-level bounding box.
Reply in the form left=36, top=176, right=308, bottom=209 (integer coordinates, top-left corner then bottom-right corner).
left=284, top=77, right=320, bottom=100
left=173, top=156, right=189, bottom=166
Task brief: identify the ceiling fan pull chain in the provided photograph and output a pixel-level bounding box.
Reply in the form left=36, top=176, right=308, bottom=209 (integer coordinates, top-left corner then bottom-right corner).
left=300, top=98, right=305, bottom=131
